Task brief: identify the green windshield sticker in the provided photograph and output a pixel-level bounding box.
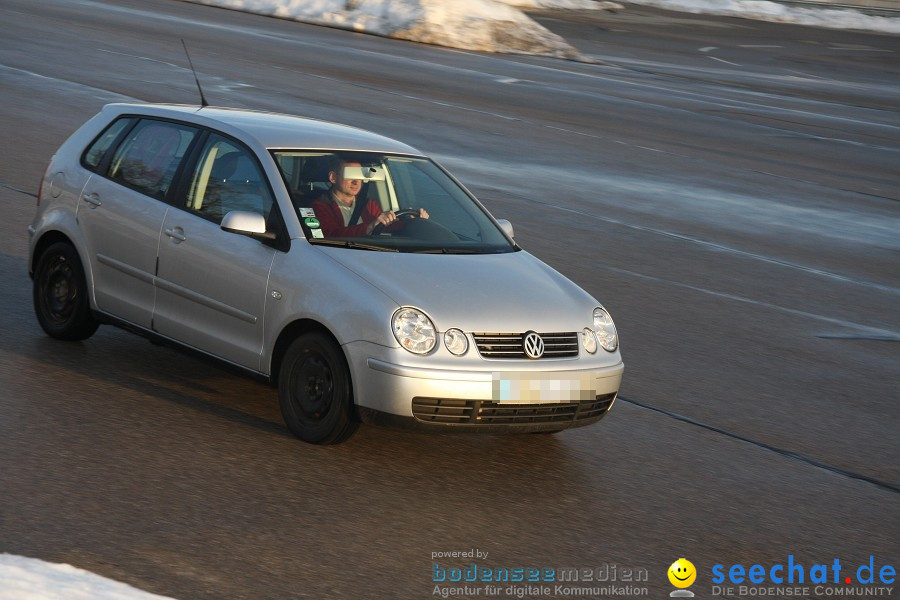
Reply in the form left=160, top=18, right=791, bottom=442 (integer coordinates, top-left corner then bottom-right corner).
left=304, top=217, right=321, bottom=229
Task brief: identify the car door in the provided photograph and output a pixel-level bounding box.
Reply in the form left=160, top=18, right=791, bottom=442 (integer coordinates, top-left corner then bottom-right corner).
left=77, top=118, right=199, bottom=328
left=153, top=133, right=278, bottom=371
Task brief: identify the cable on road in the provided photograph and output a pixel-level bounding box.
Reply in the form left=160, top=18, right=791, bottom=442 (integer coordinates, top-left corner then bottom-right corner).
left=619, top=395, right=900, bottom=495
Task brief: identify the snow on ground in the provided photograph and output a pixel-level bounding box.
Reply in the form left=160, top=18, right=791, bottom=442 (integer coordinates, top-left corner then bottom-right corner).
left=497, top=0, right=621, bottom=8
left=180, top=0, right=899, bottom=57
left=0, top=554, right=174, bottom=600
left=624, top=0, right=900, bottom=34
left=178, top=0, right=610, bottom=58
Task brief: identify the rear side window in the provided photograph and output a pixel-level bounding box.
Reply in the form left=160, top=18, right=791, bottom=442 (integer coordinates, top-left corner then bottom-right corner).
left=185, top=134, right=274, bottom=224
left=82, top=118, right=132, bottom=170
left=107, top=119, right=198, bottom=200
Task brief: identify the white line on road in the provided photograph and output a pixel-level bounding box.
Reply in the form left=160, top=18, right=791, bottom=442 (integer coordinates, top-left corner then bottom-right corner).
left=0, top=64, right=141, bottom=102
left=267, top=64, right=523, bottom=122
left=602, top=265, right=900, bottom=339
left=510, top=54, right=899, bottom=135
left=708, top=56, right=742, bottom=67
left=96, top=49, right=186, bottom=70
left=503, top=193, right=900, bottom=296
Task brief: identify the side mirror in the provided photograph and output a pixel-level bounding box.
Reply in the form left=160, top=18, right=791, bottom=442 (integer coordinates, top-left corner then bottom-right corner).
left=496, top=218, right=514, bottom=239
left=221, top=211, right=275, bottom=240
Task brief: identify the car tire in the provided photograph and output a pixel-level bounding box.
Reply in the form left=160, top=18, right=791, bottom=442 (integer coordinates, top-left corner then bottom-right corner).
left=33, top=242, right=99, bottom=341
left=278, top=332, right=358, bottom=445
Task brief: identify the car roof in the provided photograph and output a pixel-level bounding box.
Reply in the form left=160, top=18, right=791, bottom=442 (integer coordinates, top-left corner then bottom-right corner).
left=100, top=103, right=424, bottom=155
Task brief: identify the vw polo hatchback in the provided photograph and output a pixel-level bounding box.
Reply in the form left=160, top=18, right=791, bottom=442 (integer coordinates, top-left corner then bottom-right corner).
left=29, top=104, right=623, bottom=444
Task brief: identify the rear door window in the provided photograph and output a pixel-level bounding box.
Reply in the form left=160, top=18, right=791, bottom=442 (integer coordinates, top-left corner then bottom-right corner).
left=82, top=117, right=132, bottom=171
left=107, top=119, right=198, bottom=200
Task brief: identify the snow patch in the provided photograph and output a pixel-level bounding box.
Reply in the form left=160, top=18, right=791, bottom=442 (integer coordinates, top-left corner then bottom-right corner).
left=0, top=554, right=175, bottom=600
left=178, top=0, right=625, bottom=57
left=181, top=0, right=900, bottom=54
left=496, top=0, right=623, bottom=9
left=623, top=0, right=900, bottom=34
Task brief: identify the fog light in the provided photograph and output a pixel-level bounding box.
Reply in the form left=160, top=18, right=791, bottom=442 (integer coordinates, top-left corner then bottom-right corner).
left=444, top=328, right=468, bottom=356
left=582, top=327, right=597, bottom=354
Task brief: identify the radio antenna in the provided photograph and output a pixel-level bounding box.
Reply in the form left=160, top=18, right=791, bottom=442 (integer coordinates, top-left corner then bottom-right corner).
left=181, top=39, right=209, bottom=108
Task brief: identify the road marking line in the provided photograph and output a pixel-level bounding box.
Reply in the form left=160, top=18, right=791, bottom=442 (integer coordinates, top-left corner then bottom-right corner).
left=817, top=334, right=899, bottom=341
left=96, top=49, right=185, bottom=70
left=0, top=182, right=37, bottom=198
left=620, top=396, right=900, bottom=495
left=829, top=46, right=893, bottom=52
left=0, top=64, right=141, bottom=102
left=708, top=56, right=742, bottom=67
left=600, top=265, right=900, bottom=338
left=514, top=196, right=900, bottom=296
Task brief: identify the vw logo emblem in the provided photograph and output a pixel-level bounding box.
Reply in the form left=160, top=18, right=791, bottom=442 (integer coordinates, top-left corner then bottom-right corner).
left=523, top=332, right=544, bottom=359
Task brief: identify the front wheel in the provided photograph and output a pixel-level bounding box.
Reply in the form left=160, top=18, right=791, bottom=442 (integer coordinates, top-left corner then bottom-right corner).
left=33, top=242, right=99, bottom=341
left=278, top=332, right=358, bottom=444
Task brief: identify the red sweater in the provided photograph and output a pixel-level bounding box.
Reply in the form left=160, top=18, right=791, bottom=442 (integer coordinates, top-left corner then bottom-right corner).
left=310, top=194, right=382, bottom=237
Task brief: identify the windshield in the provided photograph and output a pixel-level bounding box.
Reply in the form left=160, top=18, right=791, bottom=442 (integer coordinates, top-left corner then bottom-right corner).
left=272, top=151, right=516, bottom=254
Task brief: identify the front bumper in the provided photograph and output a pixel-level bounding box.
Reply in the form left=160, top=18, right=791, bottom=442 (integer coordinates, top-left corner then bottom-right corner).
left=346, top=342, right=624, bottom=432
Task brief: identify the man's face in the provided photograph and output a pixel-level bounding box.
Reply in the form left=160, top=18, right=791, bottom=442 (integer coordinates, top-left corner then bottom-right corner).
left=331, top=162, right=362, bottom=197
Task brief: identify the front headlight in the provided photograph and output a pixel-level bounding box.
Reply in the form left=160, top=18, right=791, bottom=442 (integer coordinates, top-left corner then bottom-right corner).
left=593, top=307, right=618, bottom=352
left=392, top=307, right=436, bottom=354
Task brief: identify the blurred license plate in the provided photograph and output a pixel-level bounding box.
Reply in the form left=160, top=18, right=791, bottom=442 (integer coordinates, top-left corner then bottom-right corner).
left=492, top=372, right=597, bottom=403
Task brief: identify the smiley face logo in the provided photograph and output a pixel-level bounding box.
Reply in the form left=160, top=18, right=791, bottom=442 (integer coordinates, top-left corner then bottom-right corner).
left=668, top=558, right=696, bottom=588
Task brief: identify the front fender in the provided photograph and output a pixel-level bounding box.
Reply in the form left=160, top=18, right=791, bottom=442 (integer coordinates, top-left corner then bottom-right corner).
left=262, top=241, right=401, bottom=374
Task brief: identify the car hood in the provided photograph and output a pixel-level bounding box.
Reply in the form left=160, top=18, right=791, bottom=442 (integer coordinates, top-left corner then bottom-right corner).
left=315, top=247, right=600, bottom=333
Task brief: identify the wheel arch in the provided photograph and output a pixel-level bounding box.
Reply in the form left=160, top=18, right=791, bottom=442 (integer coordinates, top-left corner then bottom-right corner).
left=30, top=230, right=79, bottom=278
left=269, top=319, right=350, bottom=390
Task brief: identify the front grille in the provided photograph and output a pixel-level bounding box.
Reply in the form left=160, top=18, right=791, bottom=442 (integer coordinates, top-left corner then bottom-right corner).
left=473, top=332, right=579, bottom=359
left=412, top=393, right=616, bottom=425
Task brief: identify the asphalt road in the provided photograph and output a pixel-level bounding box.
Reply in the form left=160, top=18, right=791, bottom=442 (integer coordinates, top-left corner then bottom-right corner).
left=0, top=1, right=897, bottom=598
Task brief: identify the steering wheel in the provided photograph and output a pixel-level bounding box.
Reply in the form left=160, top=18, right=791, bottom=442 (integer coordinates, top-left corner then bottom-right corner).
left=370, top=208, right=420, bottom=235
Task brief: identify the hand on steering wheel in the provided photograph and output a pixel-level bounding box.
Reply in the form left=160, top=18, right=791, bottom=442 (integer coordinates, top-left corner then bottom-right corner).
left=393, top=208, right=421, bottom=219
left=370, top=208, right=426, bottom=235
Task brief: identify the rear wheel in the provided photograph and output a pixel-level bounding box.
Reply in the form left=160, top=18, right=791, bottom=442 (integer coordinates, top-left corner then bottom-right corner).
left=33, top=242, right=98, bottom=341
left=278, top=332, right=358, bottom=444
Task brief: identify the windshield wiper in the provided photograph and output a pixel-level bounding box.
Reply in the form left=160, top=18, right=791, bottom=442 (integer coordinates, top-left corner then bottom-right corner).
left=411, top=247, right=484, bottom=254
left=308, top=238, right=399, bottom=252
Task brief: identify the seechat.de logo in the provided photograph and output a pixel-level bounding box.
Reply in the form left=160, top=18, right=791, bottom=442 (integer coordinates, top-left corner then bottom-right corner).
left=669, top=558, right=697, bottom=598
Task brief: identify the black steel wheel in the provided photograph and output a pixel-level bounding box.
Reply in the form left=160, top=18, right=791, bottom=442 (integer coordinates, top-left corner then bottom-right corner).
left=278, top=332, right=358, bottom=444
left=33, top=242, right=98, bottom=341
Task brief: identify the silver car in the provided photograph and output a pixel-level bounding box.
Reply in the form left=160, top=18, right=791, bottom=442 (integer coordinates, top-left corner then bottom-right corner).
left=28, top=103, right=623, bottom=444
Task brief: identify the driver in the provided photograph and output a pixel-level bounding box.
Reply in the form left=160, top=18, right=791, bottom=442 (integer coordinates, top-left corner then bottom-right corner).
left=309, top=158, right=428, bottom=237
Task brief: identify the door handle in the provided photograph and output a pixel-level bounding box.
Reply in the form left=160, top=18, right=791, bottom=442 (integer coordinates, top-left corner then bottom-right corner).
left=82, top=192, right=101, bottom=208
left=164, top=227, right=186, bottom=242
